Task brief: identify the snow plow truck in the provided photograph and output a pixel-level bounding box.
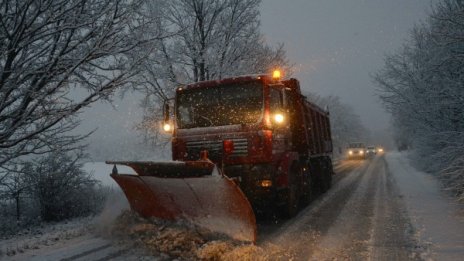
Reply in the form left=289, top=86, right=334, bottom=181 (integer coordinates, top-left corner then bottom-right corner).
left=108, top=71, right=334, bottom=243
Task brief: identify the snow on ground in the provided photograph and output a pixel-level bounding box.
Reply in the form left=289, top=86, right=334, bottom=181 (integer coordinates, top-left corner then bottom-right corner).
left=0, top=217, right=94, bottom=259
left=4, top=154, right=464, bottom=260
left=0, top=163, right=134, bottom=260
left=0, top=191, right=132, bottom=260
left=110, top=210, right=290, bottom=261
left=386, top=152, right=464, bottom=260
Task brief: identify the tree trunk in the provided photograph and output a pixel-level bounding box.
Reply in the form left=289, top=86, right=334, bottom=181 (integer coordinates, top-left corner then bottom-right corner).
left=15, top=193, right=20, bottom=222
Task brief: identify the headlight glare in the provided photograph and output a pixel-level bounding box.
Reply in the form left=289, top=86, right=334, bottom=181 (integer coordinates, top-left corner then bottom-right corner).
left=274, top=113, right=284, bottom=124
left=163, top=123, right=172, bottom=132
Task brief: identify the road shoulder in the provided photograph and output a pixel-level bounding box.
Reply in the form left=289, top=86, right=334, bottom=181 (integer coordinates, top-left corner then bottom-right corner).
left=385, top=152, right=464, bottom=260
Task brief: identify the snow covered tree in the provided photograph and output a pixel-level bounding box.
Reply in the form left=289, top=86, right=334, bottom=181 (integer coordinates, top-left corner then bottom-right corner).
left=23, top=150, right=99, bottom=222
left=0, top=0, right=159, bottom=171
left=374, top=0, right=464, bottom=199
left=0, top=164, right=29, bottom=222
left=135, top=0, right=290, bottom=143
left=151, top=0, right=289, bottom=83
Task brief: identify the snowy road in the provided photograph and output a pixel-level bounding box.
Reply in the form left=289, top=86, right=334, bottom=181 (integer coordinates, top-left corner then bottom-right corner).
left=259, top=153, right=464, bottom=260
left=261, top=155, right=419, bottom=260
left=2, top=153, right=464, bottom=260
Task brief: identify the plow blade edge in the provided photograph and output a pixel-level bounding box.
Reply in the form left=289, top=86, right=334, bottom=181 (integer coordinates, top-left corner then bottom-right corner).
left=107, top=161, right=257, bottom=243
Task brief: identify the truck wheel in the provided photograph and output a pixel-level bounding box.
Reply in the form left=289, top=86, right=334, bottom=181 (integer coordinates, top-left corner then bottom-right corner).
left=319, top=159, right=330, bottom=193
left=301, top=165, right=313, bottom=206
left=282, top=184, right=299, bottom=218
left=327, top=159, right=334, bottom=189
left=310, top=159, right=326, bottom=194
left=281, top=163, right=300, bottom=218
left=324, top=159, right=333, bottom=191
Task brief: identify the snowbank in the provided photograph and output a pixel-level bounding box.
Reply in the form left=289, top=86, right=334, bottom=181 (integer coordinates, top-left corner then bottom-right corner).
left=386, top=152, right=464, bottom=260
left=0, top=217, right=93, bottom=259
left=111, top=211, right=290, bottom=260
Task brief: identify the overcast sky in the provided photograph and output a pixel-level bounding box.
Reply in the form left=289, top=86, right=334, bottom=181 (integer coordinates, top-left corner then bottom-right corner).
left=260, top=0, right=435, bottom=130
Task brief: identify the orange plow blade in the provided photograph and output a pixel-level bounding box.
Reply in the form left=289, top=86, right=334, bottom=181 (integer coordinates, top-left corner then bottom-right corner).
left=107, top=161, right=257, bottom=243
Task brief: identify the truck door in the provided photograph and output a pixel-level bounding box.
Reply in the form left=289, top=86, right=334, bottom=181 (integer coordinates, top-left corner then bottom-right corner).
left=283, top=89, right=308, bottom=155
left=270, top=87, right=289, bottom=152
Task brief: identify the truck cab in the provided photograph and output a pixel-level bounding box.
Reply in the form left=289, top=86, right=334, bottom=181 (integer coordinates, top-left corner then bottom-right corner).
left=163, top=72, right=333, bottom=216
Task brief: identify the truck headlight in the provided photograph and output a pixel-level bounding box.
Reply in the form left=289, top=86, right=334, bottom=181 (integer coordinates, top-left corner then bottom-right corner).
left=163, top=123, right=172, bottom=132
left=273, top=113, right=284, bottom=124
left=360, top=150, right=364, bottom=155
left=349, top=150, right=353, bottom=155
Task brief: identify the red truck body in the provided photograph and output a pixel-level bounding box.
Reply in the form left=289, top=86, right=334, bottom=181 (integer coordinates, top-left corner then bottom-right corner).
left=170, top=74, right=333, bottom=215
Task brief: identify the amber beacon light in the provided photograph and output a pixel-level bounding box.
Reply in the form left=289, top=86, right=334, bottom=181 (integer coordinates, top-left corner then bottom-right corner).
left=272, top=70, right=281, bottom=80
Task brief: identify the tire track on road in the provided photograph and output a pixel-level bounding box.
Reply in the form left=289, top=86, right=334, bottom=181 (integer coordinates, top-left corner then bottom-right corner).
left=307, top=156, right=381, bottom=260
left=256, top=159, right=363, bottom=241
left=368, top=157, right=425, bottom=261
left=264, top=158, right=373, bottom=258
left=58, top=241, right=131, bottom=261
left=60, top=244, right=112, bottom=261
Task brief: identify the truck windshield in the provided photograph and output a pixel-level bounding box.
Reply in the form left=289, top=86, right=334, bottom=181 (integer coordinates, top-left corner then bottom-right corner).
left=176, top=82, right=263, bottom=128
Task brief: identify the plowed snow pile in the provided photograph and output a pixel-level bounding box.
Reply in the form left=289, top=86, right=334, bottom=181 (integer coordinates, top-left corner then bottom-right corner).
left=108, top=211, right=291, bottom=260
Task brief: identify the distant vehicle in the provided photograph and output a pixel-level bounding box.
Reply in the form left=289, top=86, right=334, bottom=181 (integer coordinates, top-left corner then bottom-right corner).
left=347, top=142, right=366, bottom=159
left=366, top=146, right=376, bottom=157
left=376, top=146, right=384, bottom=154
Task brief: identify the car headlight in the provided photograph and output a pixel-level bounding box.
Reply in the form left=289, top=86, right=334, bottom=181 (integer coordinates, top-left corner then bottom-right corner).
left=349, top=150, right=353, bottom=155
left=360, top=150, right=364, bottom=155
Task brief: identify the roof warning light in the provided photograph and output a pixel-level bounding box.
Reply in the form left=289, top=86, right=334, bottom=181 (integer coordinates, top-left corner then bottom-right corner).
left=272, top=70, right=281, bottom=80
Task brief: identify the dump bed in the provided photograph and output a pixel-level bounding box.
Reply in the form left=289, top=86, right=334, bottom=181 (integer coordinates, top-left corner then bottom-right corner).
left=283, top=78, right=333, bottom=157
left=302, top=100, right=332, bottom=155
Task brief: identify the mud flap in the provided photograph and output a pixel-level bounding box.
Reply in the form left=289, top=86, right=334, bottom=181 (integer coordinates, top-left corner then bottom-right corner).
left=107, top=161, right=257, bottom=243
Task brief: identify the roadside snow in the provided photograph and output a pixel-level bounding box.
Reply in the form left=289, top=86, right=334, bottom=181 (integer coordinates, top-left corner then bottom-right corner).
left=0, top=192, right=131, bottom=260
left=0, top=217, right=93, bottom=259
left=386, top=152, right=464, bottom=260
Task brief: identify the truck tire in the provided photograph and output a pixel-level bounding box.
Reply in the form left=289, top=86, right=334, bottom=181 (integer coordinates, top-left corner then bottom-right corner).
left=300, top=164, right=313, bottom=206
left=320, top=159, right=333, bottom=193
left=309, top=158, right=324, bottom=195
left=322, top=158, right=332, bottom=192
left=281, top=162, right=301, bottom=218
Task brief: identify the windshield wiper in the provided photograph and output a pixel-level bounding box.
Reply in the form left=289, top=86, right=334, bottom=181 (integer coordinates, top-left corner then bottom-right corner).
left=199, top=115, right=214, bottom=126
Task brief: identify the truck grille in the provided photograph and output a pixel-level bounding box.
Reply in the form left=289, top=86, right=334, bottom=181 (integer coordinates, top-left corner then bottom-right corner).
left=185, top=138, right=248, bottom=160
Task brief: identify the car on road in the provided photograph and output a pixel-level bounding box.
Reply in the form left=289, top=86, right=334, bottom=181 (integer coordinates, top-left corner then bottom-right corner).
left=366, top=146, right=376, bottom=157
left=376, top=146, right=384, bottom=154
left=347, top=142, right=366, bottom=160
